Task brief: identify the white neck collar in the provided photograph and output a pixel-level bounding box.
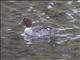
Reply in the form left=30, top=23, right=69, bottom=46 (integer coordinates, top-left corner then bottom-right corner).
left=25, top=27, right=32, bottom=30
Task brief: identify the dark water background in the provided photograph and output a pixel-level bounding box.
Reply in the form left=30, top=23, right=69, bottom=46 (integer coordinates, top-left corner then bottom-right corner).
left=1, top=1, right=80, bottom=60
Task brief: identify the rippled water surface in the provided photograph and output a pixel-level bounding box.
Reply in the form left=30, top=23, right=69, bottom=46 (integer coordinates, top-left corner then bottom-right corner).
left=1, top=1, right=80, bottom=60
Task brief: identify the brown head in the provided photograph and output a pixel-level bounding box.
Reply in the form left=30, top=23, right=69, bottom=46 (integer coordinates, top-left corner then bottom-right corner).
left=22, top=17, right=32, bottom=27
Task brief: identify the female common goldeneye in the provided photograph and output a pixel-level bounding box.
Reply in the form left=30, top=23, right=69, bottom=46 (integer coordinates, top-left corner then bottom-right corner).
left=21, top=17, right=56, bottom=46
left=21, top=17, right=80, bottom=47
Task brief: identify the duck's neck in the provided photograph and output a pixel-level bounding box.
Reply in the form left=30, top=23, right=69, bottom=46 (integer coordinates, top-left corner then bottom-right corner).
left=24, top=27, right=32, bottom=35
left=25, top=27, right=32, bottom=30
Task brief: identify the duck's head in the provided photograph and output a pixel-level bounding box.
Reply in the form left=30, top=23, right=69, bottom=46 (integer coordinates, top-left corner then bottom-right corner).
left=22, top=17, right=32, bottom=27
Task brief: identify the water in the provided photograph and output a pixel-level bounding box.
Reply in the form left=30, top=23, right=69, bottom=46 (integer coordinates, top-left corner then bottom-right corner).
left=1, top=1, right=80, bottom=60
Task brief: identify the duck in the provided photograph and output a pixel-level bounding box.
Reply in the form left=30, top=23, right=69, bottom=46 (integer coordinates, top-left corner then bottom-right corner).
left=20, top=17, right=79, bottom=47
left=21, top=17, right=57, bottom=46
